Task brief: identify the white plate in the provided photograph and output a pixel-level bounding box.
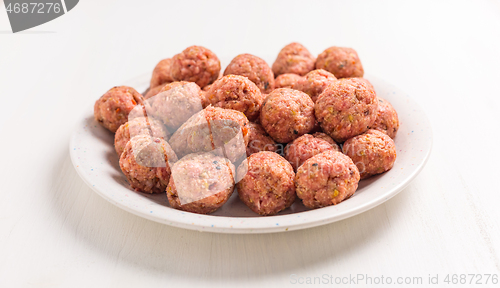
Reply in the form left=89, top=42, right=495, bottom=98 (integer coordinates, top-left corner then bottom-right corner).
left=70, top=73, right=432, bottom=233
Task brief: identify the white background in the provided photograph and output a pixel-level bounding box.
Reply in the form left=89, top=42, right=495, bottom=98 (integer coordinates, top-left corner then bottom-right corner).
left=1, top=0, right=500, bottom=287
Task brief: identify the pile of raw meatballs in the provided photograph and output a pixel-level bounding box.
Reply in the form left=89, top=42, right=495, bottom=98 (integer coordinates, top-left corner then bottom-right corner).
left=94, top=43, right=399, bottom=216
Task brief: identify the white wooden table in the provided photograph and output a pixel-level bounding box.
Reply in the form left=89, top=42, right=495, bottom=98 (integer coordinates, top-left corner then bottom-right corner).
left=1, top=0, right=499, bottom=287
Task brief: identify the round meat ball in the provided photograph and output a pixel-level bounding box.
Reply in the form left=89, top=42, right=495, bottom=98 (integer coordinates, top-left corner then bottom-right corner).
left=342, top=129, right=396, bottom=179
left=296, top=150, right=360, bottom=209
left=272, top=42, right=316, bottom=77
left=170, top=46, right=221, bottom=88
left=224, top=54, right=274, bottom=94
left=119, top=135, right=178, bottom=193
left=204, top=75, right=263, bottom=121
left=147, top=81, right=203, bottom=131
left=274, top=73, right=303, bottom=89
left=296, top=69, right=337, bottom=103
left=285, top=133, right=341, bottom=171
left=150, top=58, right=173, bottom=88
left=316, top=47, right=364, bottom=78
left=114, top=117, right=169, bottom=156
left=94, top=86, right=144, bottom=133
left=315, top=78, right=378, bottom=143
left=370, top=97, right=399, bottom=139
left=312, top=132, right=338, bottom=146
left=167, top=152, right=235, bottom=214
left=236, top=151, right=296, bottom=216
left=260, top=88, right=316, bottom=143
left=246, top=122, right=278, bottom=156
left=168, top=106, right=250, bottom=162
left=144, top=82, right=169, bottom=99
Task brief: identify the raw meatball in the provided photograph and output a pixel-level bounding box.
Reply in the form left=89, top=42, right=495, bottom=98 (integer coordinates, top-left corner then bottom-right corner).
left=94, top=86, right=144, bottom=133
left=168, top=106, right=250, bottom=162
left=224, top=54, right=274, bottom=94
left=260, top=88, right=316, bottom=143
left=114, top=117, right=169, bottom=156
left=312, top=132, right=338, bottom=147
left=119, top=135, right=178, bottom=193
left=147, top=81, right=203, bottom=131
left=246, top=122, right=278, bottom=156
left=284, top=133, right=341, bottom=171
left=204, top=75, right=263, bottom=121
left=370, top=98, right=399, bottom=139
left=170, top=46, right=221, bottom=88
left=296, top=150, right=360, bottom=209
left=296, top=69, right=337, bottom=102
left=150, top=58, right=173, bottom=88
left=315, top=78, right=378, bottom=143
left=167, top=152, right=235, bottom=214
left=274, top=73, right=303, bottom=89
left=316, top=47, right=364, bottom=78
left=236, top=151, right=295, bottom=216
left=272, top=42, right=316, bottom=77
left=342, top=129, right=396, bottom=179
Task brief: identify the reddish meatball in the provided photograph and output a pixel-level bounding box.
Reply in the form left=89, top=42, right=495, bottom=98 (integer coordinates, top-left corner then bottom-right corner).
left=168, top=106, right=250, bottom=163
left=312, top=132, right=340, bottom=147
left=370, top=98, right=399, bottom=139
left=260, top=88, right=316, bottom=143
left=315, top=78, right=378, bottom=143
left=119, top=135, right=178, bottom=194
left=342, top=129, right=396, bottom=179
left=94, top=86, right=144, bottom=133
left=236, top=151, right=296, bottom=216
left=114, top=117, right=169, bottom=156
left=150, top=58, right=173, bottom=88
left=203, top=75, right=263, bottom=121
left=144, top=82, right=169, bottom=99
left=316, top=47, right=364, bottom=78
left=224, top=54, right=275, bottom=94
left=285, top=133, right=341, bottom=171
left=170, top=46, right=221, bottom=88
left=272, top=42, right=316, bottom=77
left=274, top=73, right=303, bottom=89
left=167, top=152, right=235, bottom=214
left=246, top=122, right=278, bottom=156
left=147, top=81, right=203, bottom=131
left=296, top=150, right=360, bottom=209
left=296, top=69, right=337, bottom=102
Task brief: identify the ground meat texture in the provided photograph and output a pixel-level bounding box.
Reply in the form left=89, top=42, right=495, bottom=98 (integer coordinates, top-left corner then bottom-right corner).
left=272, top=42, right=315, bottom=77
left=284, top=133, right=340, bottom=171
left=94, top=86, right=144, bottom=133
left=296, top=69, right=337, bottom=103
left=170, top=46, right=221, bottom=88
left=315, top=78, right=378, bottom=143
left=224, top=54, right=275, bottom=94
left=144, top=82, right=169, bottom=99
left=246, top=122, right=278, bottom=156
left=274, top=73, right=303, bottom=89
left=260, top=88, right=316, bottom=143
left=295, top=150, right=360, bottom=209
left=147, top=81, right=203, bottom=131
left=168, top=106, right=250, bottom=163
left=312, top=132, right=338, bottom=147
left=114, top=117, right=169, bottom=156
left=370, top=97, right=399, bottom=139
left=203, top=75, right=263, bottom=121
left=236, top=151, right=295, bottom=216
left=167, top=153, right=235, bottom=214
left=316, top=47, right=364, bottom=78
left=342, top=129, right=396, bottom=179
left=150, top=58, right=173, bottom=88
left=119, top=135, right=178, bottom=194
